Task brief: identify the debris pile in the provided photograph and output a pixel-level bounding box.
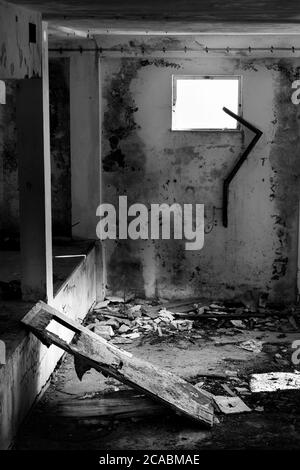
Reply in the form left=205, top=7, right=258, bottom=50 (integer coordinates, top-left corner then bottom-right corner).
left=24, top=300, right=300, bottom=433
left=87, top=296, right=299, bottom=343
left=87, top=299, right=195, bottom=344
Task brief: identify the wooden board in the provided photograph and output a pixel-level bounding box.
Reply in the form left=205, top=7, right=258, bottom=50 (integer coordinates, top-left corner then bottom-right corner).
left=21, top=301, right=214, bottom=427
left=144, top=298, right=202, bottom=317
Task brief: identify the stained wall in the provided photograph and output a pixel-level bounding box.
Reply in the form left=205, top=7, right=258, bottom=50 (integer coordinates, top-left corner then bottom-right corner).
left=99, top=37, right=300, bottom=302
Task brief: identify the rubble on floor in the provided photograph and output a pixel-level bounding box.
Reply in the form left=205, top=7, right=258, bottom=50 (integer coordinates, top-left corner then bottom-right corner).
left=238, top=339, right=263, bottom=353
left=63, top=296, right=295, bottom=416
left=88, top=297, right=300, bottom=345
left=22, top=301, right=214, bottom=427
left=89, top=301, right=195, bottom=344
left=78, top=296, right=300, bottom=419
left=17, top=296, right=300, bottom=449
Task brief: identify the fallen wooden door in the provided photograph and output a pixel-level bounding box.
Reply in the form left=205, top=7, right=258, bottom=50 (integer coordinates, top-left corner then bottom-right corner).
left=21, top=301, right=214, bottom=427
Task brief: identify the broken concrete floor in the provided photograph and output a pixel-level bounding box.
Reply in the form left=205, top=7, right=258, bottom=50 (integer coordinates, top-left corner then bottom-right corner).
left=14, top=305, right=300, bottom=450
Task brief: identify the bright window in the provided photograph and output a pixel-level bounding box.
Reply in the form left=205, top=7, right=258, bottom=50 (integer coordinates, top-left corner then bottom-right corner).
left=172, top=75, right=241, bottom=131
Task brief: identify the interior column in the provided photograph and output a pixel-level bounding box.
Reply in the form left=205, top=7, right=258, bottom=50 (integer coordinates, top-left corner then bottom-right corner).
left=16, top=23, right=53, bottom=302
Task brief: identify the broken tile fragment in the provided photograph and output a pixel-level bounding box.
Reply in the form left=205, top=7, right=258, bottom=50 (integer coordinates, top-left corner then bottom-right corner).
left=94, top=325, right=114, bottom=340
left=238, top=339, right=263, bottom=353
left=124, top=332, right=141, bottom=339
left=159, top=309, right=175, bottom=321
left=171, top=319, right=193, bottom=331
left=213, top=396, right=251, bottom=414
left=231, top=320, right=246, bottom=329
left=118, top=324, right=131, bottom=334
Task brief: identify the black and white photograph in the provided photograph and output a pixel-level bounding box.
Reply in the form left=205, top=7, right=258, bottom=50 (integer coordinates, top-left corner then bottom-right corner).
left=1, top=0, right=300, bottom=461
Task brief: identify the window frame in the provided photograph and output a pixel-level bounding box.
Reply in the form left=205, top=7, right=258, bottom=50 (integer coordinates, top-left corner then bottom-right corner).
left=171, top=74, right=242, bottom=132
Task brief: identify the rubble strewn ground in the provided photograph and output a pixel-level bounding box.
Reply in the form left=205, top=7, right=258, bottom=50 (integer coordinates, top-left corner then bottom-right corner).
left=87, top=296, right=300, bottom=347
left=14, top=297, right=300, bottom=450
left=88, top=299, right=196, bottom=343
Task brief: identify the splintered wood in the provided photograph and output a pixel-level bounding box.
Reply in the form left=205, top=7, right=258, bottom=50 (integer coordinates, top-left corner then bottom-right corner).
left=21, top=301, right=214, bottom=427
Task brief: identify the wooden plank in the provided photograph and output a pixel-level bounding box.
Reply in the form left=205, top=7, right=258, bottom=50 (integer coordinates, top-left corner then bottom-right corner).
left=145, top=298, right=202, bottom=317
left=21, top=301, right=214, bottom=427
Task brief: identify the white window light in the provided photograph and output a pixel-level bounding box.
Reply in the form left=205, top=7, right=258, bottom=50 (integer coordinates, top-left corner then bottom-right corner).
left=0, top=80, right=6, bottom=105
left=172, top=75, right=241, bottom=131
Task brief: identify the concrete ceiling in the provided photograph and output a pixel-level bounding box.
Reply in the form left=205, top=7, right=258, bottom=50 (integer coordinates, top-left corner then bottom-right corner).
left=9, top=1, right=300, bottom=35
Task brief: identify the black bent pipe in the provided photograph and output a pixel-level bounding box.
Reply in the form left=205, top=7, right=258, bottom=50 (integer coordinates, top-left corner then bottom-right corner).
left=222, top=107, right=263, bottom=227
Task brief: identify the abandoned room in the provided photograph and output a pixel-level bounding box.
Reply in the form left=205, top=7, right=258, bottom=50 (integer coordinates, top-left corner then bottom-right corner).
left=2, top=0, right=300, bottom=453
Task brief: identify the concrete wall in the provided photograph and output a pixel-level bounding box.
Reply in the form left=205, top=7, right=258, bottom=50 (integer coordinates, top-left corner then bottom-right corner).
left=0, top=0, right=43, bottom=242
left=0, top=80, right=19, bottom=239
left=0, top=245, right=97, bottom=449
left=70, top=53, right=101, bottom=240
left=0, top=0, right=42, bottom=80
left=97, top=36, right=300, bottom=303
left=0, top=59, right=71, bottom=242
left=49, top=57, right=71, bottom=237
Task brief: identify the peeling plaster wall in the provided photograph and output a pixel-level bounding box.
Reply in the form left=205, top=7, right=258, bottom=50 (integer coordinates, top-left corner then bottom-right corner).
left=100, top=47, right=300, bottom=303
left=0, top=0, right=42, bottom=80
